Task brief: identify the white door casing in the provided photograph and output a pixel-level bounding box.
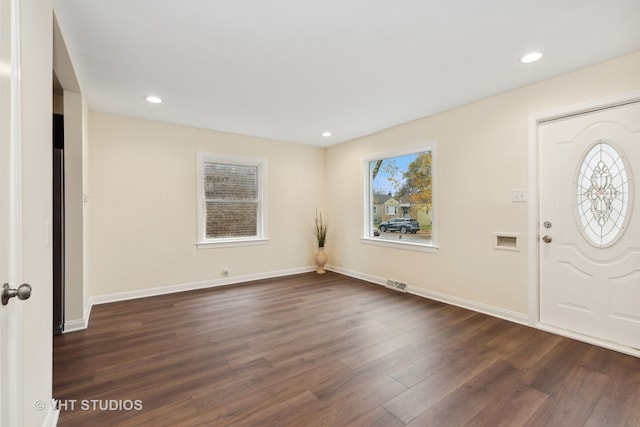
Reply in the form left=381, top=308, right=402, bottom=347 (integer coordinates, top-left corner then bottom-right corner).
left=0, top=0, right=25, bottom=424
left=538, top=101, right=640, bottom=352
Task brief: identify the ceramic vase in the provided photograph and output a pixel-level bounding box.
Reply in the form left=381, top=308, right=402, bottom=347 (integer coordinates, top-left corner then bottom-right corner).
left=315, top=247, right=327, bottom=274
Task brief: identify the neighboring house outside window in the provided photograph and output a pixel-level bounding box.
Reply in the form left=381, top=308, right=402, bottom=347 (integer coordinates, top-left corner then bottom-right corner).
left=197, top=152, right=268, bottom=248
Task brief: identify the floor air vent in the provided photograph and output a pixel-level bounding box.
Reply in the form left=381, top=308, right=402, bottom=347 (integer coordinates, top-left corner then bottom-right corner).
left=385, top=280, right=408, bottom=293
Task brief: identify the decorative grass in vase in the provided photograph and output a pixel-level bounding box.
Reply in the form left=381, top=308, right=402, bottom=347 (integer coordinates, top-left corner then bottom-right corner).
left=314, top=210, right=328, bottom=273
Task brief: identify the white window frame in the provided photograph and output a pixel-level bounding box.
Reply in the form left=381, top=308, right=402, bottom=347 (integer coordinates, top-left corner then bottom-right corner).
left=362, top=142, right=438, bottom=252
left=196, top=151, right=269, bottom=249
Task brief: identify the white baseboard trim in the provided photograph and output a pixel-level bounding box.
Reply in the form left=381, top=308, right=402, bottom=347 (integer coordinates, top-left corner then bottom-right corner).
left=89, top=266, right=316, bottom=307
left=63, top=296, right=94, bottom=333
left=535, top=322, right=640, bottom=358
left=60, top=266, right=340, bottom=335
left=327, top=265, right=388, bottom=287
left=62, top=263, right=639, bottom=358
left=63, top=266, right=316, bottom=334
left=65, top=264, right=527, bottom=333
left=327, top=264, right=528, bottom=325
left=408, top=285, right=528, bottom=325
left=63, top=318, right=88, bottom=333
left=42, top=402, right=59, bottom=427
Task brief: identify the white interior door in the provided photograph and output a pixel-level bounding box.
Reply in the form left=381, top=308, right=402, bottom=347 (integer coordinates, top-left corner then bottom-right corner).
left=539, top=101, right=640, bottom=351
left=1, top=0, right=25, bottom=424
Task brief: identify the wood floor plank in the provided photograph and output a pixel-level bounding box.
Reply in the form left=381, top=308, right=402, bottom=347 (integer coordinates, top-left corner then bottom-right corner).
left=524, top=338, right=596, bottom=394
left=338, top=323, right=436, bottom=369
left=227, top=390, right=325, bottom=427
left=502, top=327, right=563, bottom=370
left=305, top=376, right=407, bottom=427
left=383, top=343, right=502, bottom=423
left=584, top=374, right=640, bottom=427
left=345, top=407, right=405, bottom=427
left=582, top=347, right=640, bottom=426
left=463, top=381, right=548, bottom=427
left=187, top=359, right=350, bottom=426
left=388, top=314, right=502, bottom=388
left=525, top=365, right=610, bottom=426
left=53, top=271, right=640, bottom=426
left=405, top=360, right=522, bottom=426
left=119, top=398, right=200, bottom=427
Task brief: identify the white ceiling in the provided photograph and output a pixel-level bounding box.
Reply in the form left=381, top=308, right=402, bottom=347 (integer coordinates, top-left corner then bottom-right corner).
left=53, top=0, right=640, bottom=147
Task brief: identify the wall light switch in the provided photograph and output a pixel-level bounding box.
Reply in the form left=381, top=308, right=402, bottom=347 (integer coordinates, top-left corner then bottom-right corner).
left=512, top=189, right=527, bottom=202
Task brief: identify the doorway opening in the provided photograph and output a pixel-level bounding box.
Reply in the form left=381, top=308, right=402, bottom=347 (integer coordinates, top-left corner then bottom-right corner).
left=53, top=74, right=65, bottom=335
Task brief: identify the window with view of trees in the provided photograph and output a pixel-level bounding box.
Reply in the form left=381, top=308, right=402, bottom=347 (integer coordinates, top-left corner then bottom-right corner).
left=366, top=147, right=436, bottom=247
left=197, top=152, right=266, bottom=247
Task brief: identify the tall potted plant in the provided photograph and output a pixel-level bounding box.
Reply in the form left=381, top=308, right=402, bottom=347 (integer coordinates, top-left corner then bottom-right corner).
left=314, top=210, right=328, bottom=274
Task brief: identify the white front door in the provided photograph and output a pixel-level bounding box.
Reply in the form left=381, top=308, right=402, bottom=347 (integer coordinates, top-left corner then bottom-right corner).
left=1, top=0, right=25, bottom=424
left=539, top=101, right=640, bottom=351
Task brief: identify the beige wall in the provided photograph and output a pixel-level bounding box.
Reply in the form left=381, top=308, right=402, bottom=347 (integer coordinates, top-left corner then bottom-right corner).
left=87, top=52, right=639, bottom=317
left=62, top=91, right=79, bottom=319
left=54, top=11, right=91, bottom=330
left=89, top=113, right=325, bottom=297
left=325, top=52, right=640, bottom=316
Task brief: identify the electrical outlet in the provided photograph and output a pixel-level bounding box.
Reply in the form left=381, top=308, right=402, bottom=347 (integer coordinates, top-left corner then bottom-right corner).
left=512, top=189, right=527, bottom=202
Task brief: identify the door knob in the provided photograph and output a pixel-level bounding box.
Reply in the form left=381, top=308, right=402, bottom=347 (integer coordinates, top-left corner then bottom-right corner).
left=1, top=283, right=32, bottom=306
left=542, top=235, right=552, bottom=244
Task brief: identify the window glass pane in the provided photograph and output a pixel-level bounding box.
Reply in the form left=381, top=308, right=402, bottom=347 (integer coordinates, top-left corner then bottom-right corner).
left=205, top=163, right=257, bottom=200
left=206, top=201, right=258, bottom=238
left=369, top=150, right=433, bottom=245
left=198, top=154, right=264, bottom=244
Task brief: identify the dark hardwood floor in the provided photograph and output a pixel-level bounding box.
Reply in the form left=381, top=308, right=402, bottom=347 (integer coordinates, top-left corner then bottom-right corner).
left=53, top=271, right=640, bottom=426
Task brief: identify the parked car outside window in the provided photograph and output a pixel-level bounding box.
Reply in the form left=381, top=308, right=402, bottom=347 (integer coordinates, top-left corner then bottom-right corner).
left=378, top=218, right=420, bottom=234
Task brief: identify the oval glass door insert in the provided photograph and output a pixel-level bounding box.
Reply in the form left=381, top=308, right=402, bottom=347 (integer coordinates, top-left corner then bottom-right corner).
left=576, top=141, right=632, bottom=247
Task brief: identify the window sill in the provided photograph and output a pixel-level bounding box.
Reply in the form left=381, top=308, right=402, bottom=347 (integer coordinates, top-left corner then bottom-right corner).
left=360, top=236, right=439, bottom=253
left=196, top=237, right=270, bottom=249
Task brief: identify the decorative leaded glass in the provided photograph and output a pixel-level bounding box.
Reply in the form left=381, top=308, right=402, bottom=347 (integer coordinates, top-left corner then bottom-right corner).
left=576, top=141, right=632, bottom=247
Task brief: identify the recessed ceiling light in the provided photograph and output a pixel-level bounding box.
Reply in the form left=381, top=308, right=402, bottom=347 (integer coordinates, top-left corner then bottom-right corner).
left=145, top=95, right=162, bottom=104
left=322, top=131, right=332, bottom=137
left=520, top=52, right=543, bottom=64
